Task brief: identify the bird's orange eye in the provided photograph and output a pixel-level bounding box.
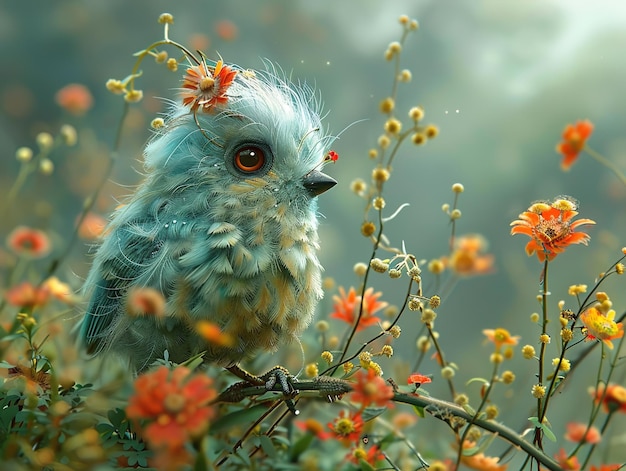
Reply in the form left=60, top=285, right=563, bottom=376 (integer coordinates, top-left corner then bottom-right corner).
left=234, top=146, right=265, bottom=173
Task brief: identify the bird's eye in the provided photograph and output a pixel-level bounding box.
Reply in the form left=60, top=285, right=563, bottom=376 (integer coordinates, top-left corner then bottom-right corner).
left=234, top=146, right=265, bottom=173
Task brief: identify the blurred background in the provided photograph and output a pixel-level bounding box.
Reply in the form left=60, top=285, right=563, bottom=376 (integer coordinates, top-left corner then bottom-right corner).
left=1, top=0, right=625, bottom=463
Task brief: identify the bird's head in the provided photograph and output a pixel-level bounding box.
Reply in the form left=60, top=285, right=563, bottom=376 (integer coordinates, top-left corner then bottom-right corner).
left=143, top=61, right=337, bottom=212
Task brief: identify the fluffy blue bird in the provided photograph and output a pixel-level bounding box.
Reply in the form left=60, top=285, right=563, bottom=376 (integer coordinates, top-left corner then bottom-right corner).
left=80, top=59, right=336, bottom=373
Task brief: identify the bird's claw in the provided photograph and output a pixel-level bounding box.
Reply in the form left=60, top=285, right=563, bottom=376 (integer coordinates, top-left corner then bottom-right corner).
left=260, top=366, right=299, bottom=414
left=225, top=364, right=300, bottom=414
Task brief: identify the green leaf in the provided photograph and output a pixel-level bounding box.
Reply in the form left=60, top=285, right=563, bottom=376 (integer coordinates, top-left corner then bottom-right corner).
left=359, top=459, right=376, bottom=471
left=528, top=417, right=556, bottom=442
left=412, top=405, right=425, bottom=418
left=466, top=377, right=489, bottom=386
left=362, top=406, right=387, bottom=422
left=259, top=434, right=277, bottom=459
left=289, top=433, right=313, bottom=461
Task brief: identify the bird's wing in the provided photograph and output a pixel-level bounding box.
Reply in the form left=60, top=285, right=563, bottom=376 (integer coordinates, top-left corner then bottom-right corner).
left=81, top=221, right=169, bottom=353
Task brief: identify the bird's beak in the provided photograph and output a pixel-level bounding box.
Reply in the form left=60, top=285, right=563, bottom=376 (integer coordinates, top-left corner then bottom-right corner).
left=303, top=170, right=337, bottom=197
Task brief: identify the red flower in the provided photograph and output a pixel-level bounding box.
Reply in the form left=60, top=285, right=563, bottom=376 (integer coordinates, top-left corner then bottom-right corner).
left=5, top=282, right=50, bottom=308
left=590, top=465, right=621, bottom=471
left=557, top=120, right=593, bottom=171
left=327, top=410, right=364, bottom=446
left=181, top=59, right=238, bottom=113
left=55, top=83, right=94, bottom=116
left=325, top=150, right=339, bottom=163
left=6, top=226, right=51, bottom=259
left=554, top=448, right=580, bottom=471
left=126, top=366, right=217, bottom=451
left=510, top=196, right=595, bottom=262
left=460, top=441, right=509, bottom=471
left=330, top=286, right=387, bottom=331
left=295, top=418, right=332, bottom=440
left=407, top=373, right=432, bottom=388
left=564, top=422, right=600, bottom=444
left=350, top=368, right=394, bottom=409
left=348, top=444, right=385, bottom=466
left=589, top=383, right=626, bottom=414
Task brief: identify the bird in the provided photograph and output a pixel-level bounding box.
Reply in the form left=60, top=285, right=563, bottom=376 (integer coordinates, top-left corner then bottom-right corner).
left=79, top=58, right=337, bottom=374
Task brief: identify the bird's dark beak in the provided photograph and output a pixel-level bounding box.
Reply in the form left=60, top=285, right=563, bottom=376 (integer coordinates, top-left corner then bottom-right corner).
left=303, top=170, right=337, bottom=197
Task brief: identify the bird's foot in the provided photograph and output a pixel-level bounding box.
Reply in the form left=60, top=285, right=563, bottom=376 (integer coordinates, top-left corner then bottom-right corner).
left=225, top=364, right=299, bottom=414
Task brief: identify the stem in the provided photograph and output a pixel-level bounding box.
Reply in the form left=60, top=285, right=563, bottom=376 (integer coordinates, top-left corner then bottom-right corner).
left=584, top=145, right=626, bottom=186
left=534, top=258, right=549, bottom=449
left=454, top=360, right=500, bottom=470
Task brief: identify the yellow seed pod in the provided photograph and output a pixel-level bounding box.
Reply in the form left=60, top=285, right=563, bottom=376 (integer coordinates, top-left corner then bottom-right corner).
left=36, top=132, right=54, bottom=152
left=151, top=118, right=165, bottom=129
left=384, top=118, right=402, bottom=135
left=124, top=89, right=143, bottom=103
left=361, top=221, right=376, bottom=237
left=158, top=13, right=174, bottom=24
left=155, top=51, right=168, bottom=63
left=411, top=132, right=426, bottom=145
left=378, top=134, right=391, bottom=149
left=372, top=167, right=390, bottom=183
left=379, top=97, right=395, bottom=114
left=15, top=147, right=33, bottom=162
left=166, top=58, right=179, bottom=71
left=60, top=124, right=77, bottom=146
left=105, top=79, right=126, bottom=95
left=409, top=106, right=424, bottom=121
left=425, top=124, right=439, bottom=139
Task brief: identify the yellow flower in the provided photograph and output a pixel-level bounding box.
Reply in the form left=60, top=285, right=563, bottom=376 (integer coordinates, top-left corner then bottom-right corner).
left=580, top=307, right=624, bottom=350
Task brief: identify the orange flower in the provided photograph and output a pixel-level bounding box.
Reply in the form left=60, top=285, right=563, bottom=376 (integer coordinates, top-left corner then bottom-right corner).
left=483, top=328, right=520, bottom=350
left=77, top=212, right=107, bottom=240
left=564, top=422, right=600, bottom=444
left=5, top=282, right=50, bottom=308
left=446, top=234, right=494, bottom=276
left=510, top=197, right=595, bottom=262
left=215, top=19, right=238, bottom=41
left=579, top=307, right=624, bottom=350
left=557, top=120, right=593, bottom=171
left=295, top=418, right=332, bottom=440
left=589, top=383, right=626, bottom=414
left=126, top=287, right=166, bottom=318
left=554, top=448, right=580, bottom=471
left=590, top=465, right=621, bottom=471
left=407, top=373, right=432, bottom=388
left=6, top=226, right=51, bottom=259
left=330, top=286, right=387, bottom=331
left=126, top=366, right=217, bottom=451
left=181, top=59, right=238, bottom=113
left=327, top=410, right=364, bottom=446
left=55, top=83, right=94, bottom=116
left=348, top=444, right=384, bottom=466
left=196, top=320, right=234, bottom=347
left=349, top=368, right=394, bottom=409
left=460, top=441, right=508, bottom=471
left=42, top=276, right=76, bottom=304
